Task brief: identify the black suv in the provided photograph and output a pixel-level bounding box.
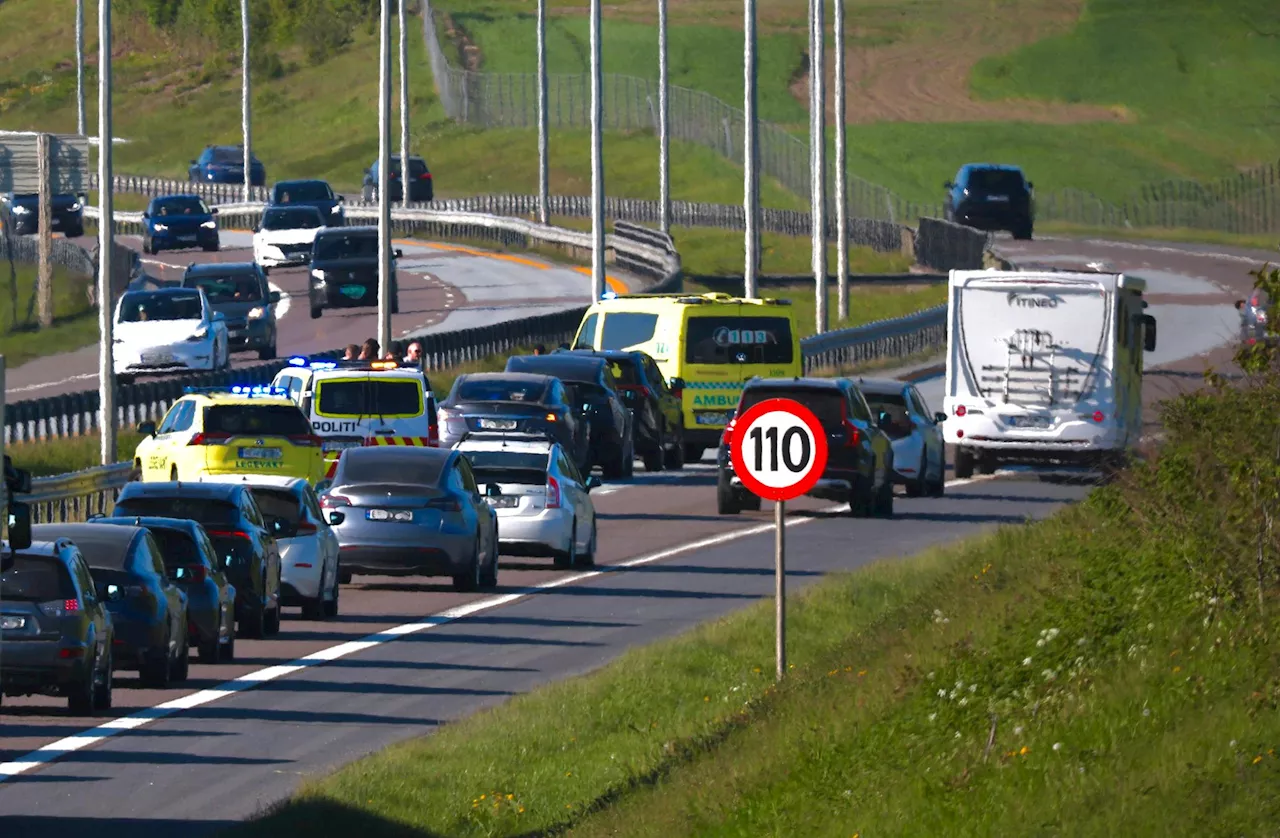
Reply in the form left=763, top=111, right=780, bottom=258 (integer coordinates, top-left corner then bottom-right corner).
left=2, top=191, right=86, bottom=237
left=943, top=164, right=1035, bottom=240
left=308, top=226, right=401, bottom=319
left=1, top=537, right=115, bottom=714
left=505, top=354, right=635, bottom=478
left=563, top=349, right=684, bottom=471
left=716, top=377, right=895, bottom=517
left=109, top=482, right=284, bottom=639
left=182, top=262, right=281, bottom=359
left=362, top=155, right=434, bottom=203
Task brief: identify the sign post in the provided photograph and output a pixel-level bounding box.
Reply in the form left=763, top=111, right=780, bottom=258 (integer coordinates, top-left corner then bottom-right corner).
left=730, top=397, right=828, bottom=680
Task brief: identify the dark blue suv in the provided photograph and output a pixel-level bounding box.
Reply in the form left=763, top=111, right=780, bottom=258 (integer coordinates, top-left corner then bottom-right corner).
left=2, top=192, right=86, bottom=238
left=943, top=164, right=1035, bottom=240
left=142, top=194, right=220, bottom=254
left=270, top=179, right=345, bottom=225
left=188, top=145, right=266, bottom=187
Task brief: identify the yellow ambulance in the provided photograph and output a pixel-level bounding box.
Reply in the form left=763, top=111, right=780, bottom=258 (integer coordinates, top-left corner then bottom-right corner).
left=570, top=292, right=802, bottom=463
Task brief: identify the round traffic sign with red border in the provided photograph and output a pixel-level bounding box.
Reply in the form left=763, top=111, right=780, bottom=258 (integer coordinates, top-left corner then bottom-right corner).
left=730, top=397, right=829, bottom=502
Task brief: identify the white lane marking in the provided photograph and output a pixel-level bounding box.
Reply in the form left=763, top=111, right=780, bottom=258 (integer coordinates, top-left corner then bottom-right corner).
left=0, top=475, right=997, bottom=781
left=8, top=372, right=99, bottom=395
left=269, top=281, right=291, bottom=320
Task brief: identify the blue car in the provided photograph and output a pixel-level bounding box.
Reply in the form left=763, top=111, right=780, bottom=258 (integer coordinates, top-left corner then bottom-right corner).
left=188, top=144, right=266, bottom=187
left=943, top=163, right=1035, bottom=240
left=142, top=194, right=220, bottom=255
left=3, top=192, right=85, bottom=237
left=270, top=179, right=345, bottom=225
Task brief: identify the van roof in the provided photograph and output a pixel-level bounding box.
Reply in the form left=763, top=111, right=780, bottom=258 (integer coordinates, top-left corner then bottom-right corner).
left=590, top=292, right=794, bottom=309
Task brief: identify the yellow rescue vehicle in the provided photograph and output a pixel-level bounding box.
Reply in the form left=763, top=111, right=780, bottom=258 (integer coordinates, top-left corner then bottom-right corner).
left=571, top=292, right=802, bottom=462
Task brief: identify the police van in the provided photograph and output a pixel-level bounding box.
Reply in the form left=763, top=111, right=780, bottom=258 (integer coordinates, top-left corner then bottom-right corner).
left=571, top=292, right=803, bottom=463
left=271, top=357, right=439, bottom=484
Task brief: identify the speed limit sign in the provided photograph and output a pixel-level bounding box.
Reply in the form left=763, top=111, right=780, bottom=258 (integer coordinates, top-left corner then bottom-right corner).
left=730, top=398, right=829, bottom=501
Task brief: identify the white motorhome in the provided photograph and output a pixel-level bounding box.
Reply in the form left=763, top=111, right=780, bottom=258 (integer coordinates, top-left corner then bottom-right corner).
left=942, top=269, right=1157, bottom=476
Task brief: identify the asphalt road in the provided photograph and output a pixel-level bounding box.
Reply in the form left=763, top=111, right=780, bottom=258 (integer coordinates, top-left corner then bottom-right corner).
left=0, top=232, right=1272, bottom=834
left=5, top=229, right=618, bottom=400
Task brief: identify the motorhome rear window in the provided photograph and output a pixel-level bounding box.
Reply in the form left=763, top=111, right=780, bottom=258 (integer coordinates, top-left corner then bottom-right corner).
left=599, top=313, right=659, bottom=350
left=316, top=379, right=423, bottom=417
left=685, top=317, right=793, bottom=365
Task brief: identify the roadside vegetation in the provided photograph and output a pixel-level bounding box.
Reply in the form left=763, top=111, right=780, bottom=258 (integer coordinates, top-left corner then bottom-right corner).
left=221, top=265, right=1280, bottom=836
left=0, top=261, right=99, bottom=367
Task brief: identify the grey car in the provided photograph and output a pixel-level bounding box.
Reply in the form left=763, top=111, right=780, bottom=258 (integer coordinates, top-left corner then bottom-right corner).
left=182, top=261, right=281, bottom=360
left=320, top=446, right=500, bottom=592
left=1, top=538, right=115, bottom=714
left=857, top=378, right=948, bottom=497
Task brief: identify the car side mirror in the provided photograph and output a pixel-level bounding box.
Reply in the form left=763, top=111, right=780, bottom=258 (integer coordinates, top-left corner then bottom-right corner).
left=394, top=249, right=403, bottom=259
left=103, top=583, right=126, bottom=601
left=327, top=511, right=346, bottom=526
left=934, top=412, right=947, bottom=424
left=1027, top=181, right=1035, bottom=190
left=337, top=195, right=346, bottom=202
left=268, top=516, right=296, bottom=538
left=670, top=377, right=685, bottom=390
left=485, top=483, right=502, bottom=497
left=170, top=566, right=188, bottom=581
left=585, top=475, right=602, bottom=492
left=6, top=501, right=31, bottom=551
left=269, top=291, right=281, bottom=304
left=252, top=224, right=259, bottom=232
left=138, top=420, right=157, bottom=436
left=212, top=311, right=227, bottom=321
left=943, top=181, right=953, bottom=189
left=1142, top=314, right=1157, bottom=351
left=210, top=207, right=219, bottom=216
left=878, top=411, right=891, bottom=427
left=142, top=211, right=150, bottom=219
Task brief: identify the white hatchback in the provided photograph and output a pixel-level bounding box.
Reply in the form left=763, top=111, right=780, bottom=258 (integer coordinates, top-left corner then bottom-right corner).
left=196, top=474, right=341, bottom=619
left=113, top=286, right=229, bottom=381
left=455, top=432, right=601, bottom=569
left=253, top=205, right=326, bottom=269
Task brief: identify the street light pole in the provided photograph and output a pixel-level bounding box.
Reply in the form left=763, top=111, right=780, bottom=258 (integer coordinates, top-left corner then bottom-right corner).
left=98, top=0, right=115, bottom=466
left=657, top=0, right=670, bottom=236
left=378, top=0, right=393, bottom=351
left=399, top=0, right=411, bottom=210
left=241, top=0, right=252, bottom=202
left=743, top=0, right=760, bottom=299
left=834, top=0, right=848, bottom=322
left=536, top=0, right=549, bottom=225
left=809, top=0, right=827, bottom=335
left=589, top=0, right=605, bottom=302
left=75, top=0, right=85, bottom=136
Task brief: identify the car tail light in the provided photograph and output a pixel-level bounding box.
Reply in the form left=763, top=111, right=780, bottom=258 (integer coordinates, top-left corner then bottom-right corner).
left=1085, top=411, right=1106, bottom=423
left=428, top=417, right=440, bottom=446
left=955, top=405, right=967, bottom=417
left=188, top=431, right=233, bottom=446
left=839, top=400, right=861, bottom=447
left=546, top=475, right=562, bottom=509
left=59, top=647, right=85, bottom=658
left=426, top=496, right=462, bottom=512
left=295, top=520, right=318, bottom=534
left=321, top=493, right=350, bottom=509
left=420, top=172, right=432, bottom=180
left=670, top=381, right=683, bottom=399
left=721, top=417, right=738, bottom=451
left=39, top=599, right=80, bottom=617
left=288, top=434, right=324, bottom=447
left=206, top=529, right=252, bottom=540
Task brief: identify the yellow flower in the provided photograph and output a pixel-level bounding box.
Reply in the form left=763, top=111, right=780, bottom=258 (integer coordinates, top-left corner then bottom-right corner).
left=480, top=794, right=486, bottom=800
left=704, top=696, right=710, bottom=701
left=519, top=807, right=526, bottom=814
left=1019, top=746, right=1030, bottom=756
left=858, top=670, right=867, bottom=677
left=507, top=794, right=515, bottom=800
left=566, top=771, right=572, bottom=776
left=1253, top=755, right=1264, bottom=765
left=1172, top=666, right=1181, bottom=674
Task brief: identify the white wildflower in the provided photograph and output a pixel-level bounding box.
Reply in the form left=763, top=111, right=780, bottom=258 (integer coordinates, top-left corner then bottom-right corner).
left=1143, top=708, right=1151, bottom=717
left=1022, top=657, right=1033, bottom=666
left=969, top=683, right=977, bottom=693
left=1014, top=725, right=1024, bottom=736
left=928, top=712, right=937, bottom=722
left=937, top=689, right=947, bottom=699
left=1053, top=742, right=1062, bottom=752
left=958, top=697, right=969, bottom=707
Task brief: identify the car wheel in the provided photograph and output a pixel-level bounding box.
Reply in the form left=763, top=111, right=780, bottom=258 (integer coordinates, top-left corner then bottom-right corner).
left=339, top=568, right=353, bottom=585
left=717, top=470, right=740, bottom=515
left=977, top=454, right=996, bottom=475
left=139, top=639, right=173, bottom=689
left=301, top=592, right=325, bottom=620
left=554, top=520, right=577, bottom=569
left=930, top=449, right=947, bottom=496
left=906, top=453, right=927, bottom=498
left=874, top=478, right=895, bottom=519
left=847, top=477, right=875, bottom=518
left=67, top=654, right=98, bottom=716
left=198, top=629, right=220, bottom=663
left=238, top=605, right=265, bottom=639
left=69, top=225, right=85, bottom=239
left=479, top=536, right=499, bottom=588
left=323, top=575, right=341, bottom=618
left=258, top=343, right=277, bottom=361
left=741, top=492, right=762, bottom=512
left=173, top=629, right=191, bottom=682
left=953, top=447, right=975, bottom=480
left=264, top=600, right=281, bottom=636
left=452, top=545, right=481, bottom=592
left=93, top=650, right=113, bottom=710
left=683, top=443, right=705, bottom=464
left=643, top=426, right=666, bottom=472
left=622, top=433, right=636, bottom=478
left=204, top=239, right=220, bottom=252
left=579, top=520, right=597, bottom=567
left=310, top=303, right=323, bottom=319
left=222, top=629, right=236, bottom=662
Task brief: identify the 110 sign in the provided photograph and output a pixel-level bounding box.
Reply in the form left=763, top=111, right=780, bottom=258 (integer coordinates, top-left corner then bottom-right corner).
left=730, top=398, right=828, bottom=502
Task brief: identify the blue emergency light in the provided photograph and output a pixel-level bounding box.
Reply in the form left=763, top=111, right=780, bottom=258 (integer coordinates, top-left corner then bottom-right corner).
left=184, top=384, right=288, bottom=397
left=600, top=290, right=618, bottom=300
left=287, top=355, right=339, bottom=370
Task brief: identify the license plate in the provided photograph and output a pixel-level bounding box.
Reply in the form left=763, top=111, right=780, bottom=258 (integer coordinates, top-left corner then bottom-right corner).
left=479, top=419, right=517, bottom=430
left=51, top=218, right=61, bottom=226
left=695, top=412, right=729, bottom=425
left=322, top=441, right=362, bottom=453
left=485, top=496, right=518, bottom=508
left=0, top=615, right=25, bottom=630
left=238, top=446, right=283, bottom=459
left=341, top=284, right=367, bottom=299
left=142, top=353, right=174, bottom=364
left=367, top=508, right=413, bottom=522
left=228, top=329, right=244, bottom=337
left=1005, top=415, right=1050, bottom=429
left=179, top=234, right=197, bottom=241
left=986, top=195, right=1010, bottom=202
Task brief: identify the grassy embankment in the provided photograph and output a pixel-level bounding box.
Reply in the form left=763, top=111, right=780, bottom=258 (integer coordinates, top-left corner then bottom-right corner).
left=0, top=261, right=98, bottom=366
left=222, top=266, right=1280, bottom=837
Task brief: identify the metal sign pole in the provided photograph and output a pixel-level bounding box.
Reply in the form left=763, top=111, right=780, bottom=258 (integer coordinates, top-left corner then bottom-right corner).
left=98, top=0, right=116, bottom=468
left=589, top=0, right=605, bottom=302
left=75, top=0, right=86, bottom=137
left=241, top=0, right=252, bottom=202
left=743, top=0, right=760, bottom=300
left=834, top=0, right=848, bottom=322
left=377, top=0, right=393, bottom=352
left=809, top=0, right=827, bottom=335
left=398, top=0, right=411, bottom=211
left=536, top=0, right=549, bottom=225
left=775, top=498, right=786, bottom=679
left=657, top=0, right=670, bottom=236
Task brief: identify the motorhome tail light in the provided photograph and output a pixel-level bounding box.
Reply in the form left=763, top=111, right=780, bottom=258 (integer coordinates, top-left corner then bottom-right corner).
left=40, top=598, right=81, bottom=617
left=955, top=429, right=965, bottom=439
left=839, top=400, right=861, bottom=447
left=545, top=475, right=562, bottom=509
left=955, top=405, right=967, bottom=417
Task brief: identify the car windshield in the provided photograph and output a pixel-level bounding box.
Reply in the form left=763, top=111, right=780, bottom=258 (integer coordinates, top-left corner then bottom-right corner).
left=380, top=158, right=429, bottom=177
left=147, top=529, right=201, bottom=569
left=314, top=233, right=378, bottom=260
left=114, top=497, right=240, bottom=526
left=250, top=488, right=303, bottom=525
left=968, top=168, right=1026, bottom=193
left=152, top=197, right=210, bottom=216
left=0, top=555, right=75, bottom=601
left=339, top=451, right=445, bottom=486
left=863, top=392, right=908, bottom=412
left=273, top=182, right=331, bottom=202
left=185, top=272, right=262, bottom=304
left=464, top=451, right=549, bottom=471
left=203, top=405, right=312, bottom=436
left=563, top=381, right=609, bottom=405
left=261, top=207, right=323, bottom=230
left=607, top=360, right=641, bottom=386
left=455, top=378, right=547, bottom=403
left=685, top=316, right=794, bottom=365
left=316, top=379, right=423, bottom=417
left=118, top=292, right=204, bottom=322
left=209, top=147, right=243, bottom=163
left=739, top=387, right=846, bottom=427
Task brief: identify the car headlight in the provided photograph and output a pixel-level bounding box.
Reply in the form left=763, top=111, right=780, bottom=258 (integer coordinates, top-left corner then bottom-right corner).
left=153, top=223, right=169, bottom=231
left=207, top=172, right=215, bottom=180
left=330, top=205, right=340, bottom=214
left=202, top=220, right=216, bottom=229
left=188, top=325, right=209, bottom=341
left=312, top=269, right=326, bottom=281
left=248, top=306, right=266, bottom=320
left=69, top=201, right=81, bottom=211
left=12, top=205, right=29, bottom=215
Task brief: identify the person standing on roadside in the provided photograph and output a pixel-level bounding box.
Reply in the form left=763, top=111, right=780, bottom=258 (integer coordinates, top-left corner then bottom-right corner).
left=342, top=344, right=360, bottom=360
left=359, top=338, right=380, bottom=360
left=404, top=340, right=423, bottom=367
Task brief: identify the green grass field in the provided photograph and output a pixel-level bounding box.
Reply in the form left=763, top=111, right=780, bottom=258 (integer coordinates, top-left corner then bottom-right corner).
left=217, top=351, right=1280, bottom=836
left=0, top=260, right=98, bottom=368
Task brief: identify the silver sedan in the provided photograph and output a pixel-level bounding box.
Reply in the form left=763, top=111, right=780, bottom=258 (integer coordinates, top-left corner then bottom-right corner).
left=858, top=377, right=947, bottom=497
left=319, top=446, right=499, bottom=592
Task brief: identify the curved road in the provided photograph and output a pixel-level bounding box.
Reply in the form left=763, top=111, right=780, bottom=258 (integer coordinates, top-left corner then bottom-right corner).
left=5, top=229, right=626, bottom=400
left=0, top=233, right=1271, bottom=836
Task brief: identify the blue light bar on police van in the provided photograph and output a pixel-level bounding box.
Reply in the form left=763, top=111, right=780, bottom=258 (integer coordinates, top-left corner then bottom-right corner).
left=287, top=355, right=338, bottom=370
left=183, top=384, right=288, bottom=397
left=600, top=290, right=618, bottom=301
